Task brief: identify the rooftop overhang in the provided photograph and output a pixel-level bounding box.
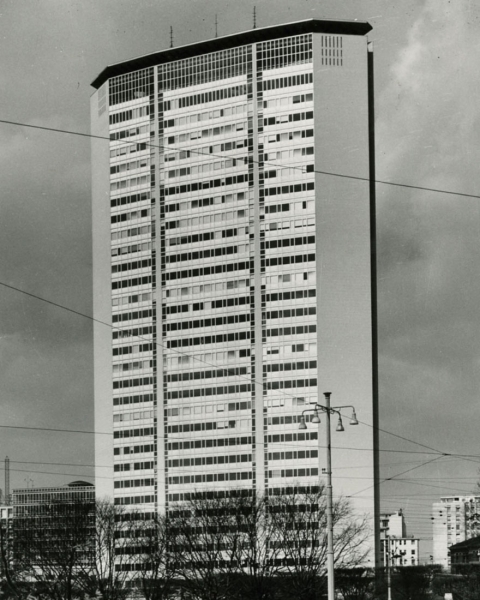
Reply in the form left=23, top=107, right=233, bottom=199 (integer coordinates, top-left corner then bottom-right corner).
left=91, top=18, right=372, bottom=89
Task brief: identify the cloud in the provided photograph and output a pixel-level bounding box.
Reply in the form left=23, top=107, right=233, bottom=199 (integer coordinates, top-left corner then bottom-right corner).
left=375, top=0, right=480, bottom=461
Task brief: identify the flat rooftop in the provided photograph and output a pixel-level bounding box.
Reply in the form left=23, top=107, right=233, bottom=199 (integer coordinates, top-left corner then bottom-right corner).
left=91, top=18, right=372, bottom=89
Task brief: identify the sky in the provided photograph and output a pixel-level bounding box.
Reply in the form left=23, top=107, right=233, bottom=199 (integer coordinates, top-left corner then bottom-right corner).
left=1, top=0, right=480, bottom=560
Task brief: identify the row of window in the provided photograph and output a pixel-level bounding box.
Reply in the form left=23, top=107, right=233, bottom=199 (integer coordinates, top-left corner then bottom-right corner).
left=263, top=128, right=314, bottom=147
left=166, top=314, right=251, bottom=331
left=168, top=436, right=252, bottom=451
left=109, top=105, right=150, bottom=125
left=265, top=378, right=317, bottom=391
left=165, top=278, right=250, bottom=299
left=111, top=225, right=151, bottom=242
left=114, top=478, right=154, bottom=489
left=164, top=173, right=251, bottom=196
left=267, top=431, right=317, bottom=444
left=113, top=376, right=154, bottom=390
left=113, top=343, right=152, bottom=356
left=110, top=174, right=150, bottom=192
left=264, top=217, right=315, bottom=231
left=265, top=289, right=316, bottom=301
left=264, top=235, right=315, bottom=249
left=269, top=449, right=317, bottom=461
left=164, top=83, right=247, bottom=110
left=167, top=331, right=250, bottom=349
left=112, top=275, right=152, bottom=291
left=111, top=241, right=151, bottom=258
left=264, top=111, right=313, bottom=127
left=110, top=191, right=150, bottom=209
left=258, top=71, right=313, bottom=92
left=266, top=325, right=316, bottom=337
left=264, top=147, right=314, bottom=163
left=167, top=383, right=251, bottom=399
left=266, top=308, right=316, bottom=320
left=108, top=68, right=153, bottom=106
left=114, top=461, right=155, bottom=472
left=112, top=292, right=152, bottom=307
left=114, top=443, right=155, bottom=455
left=113, top=360, right=152, bottom=374
left=114, top=427, right=155, bottom=439
left=265, top=360, right=317, bottom=373
left=166, top=158, right=247, bottom=180
left=164, top=104, right=247, bottom=129
left=169, top=454, right=251, bottom=468
left=114, top=409, right=154, bottom=423
left=166, top=209, right=247, bottom=230
left=263, top=93, right=313, bottom=108
left=262, top=182, right=315, bottom=197
left=158, top=46, right=250, bottom=91
left=165, top=120, right=247, bottom=144
left=165, top=191, right=246, bottom=212
left=168, top=471, right=252, bottom=485
left=266, top=253, right=315, bottom=267
left=114, top=495, right=154, bottom=505
left=110, top=124, right=149, bottom=141
left=168, top=348, right=250, bottom=368
left=263, top=166, right=314, bottom=180
left=267, top=343, right=317, bottom=354
left=112, top=260, right=152, bottom=275
left=168, top=227, right=245, bottom=246
left=165, top=261, right=250, bottom=282
left=165, top=139, right=248, bottom=164
left=166, top=291, right=251, bottom=309
left=269, top=468, right=318, bottom=479
left=110, top=142, right=149, bottom=159
left=167, top=245, right=239, bottom=264
left=111, top=208, right=150, bottom=225
left=166, top=367, right=248, bottom=383
left=266, top=272, right=315, bottom=286
left=110, top=158, right=149, bottom=175
left=113, top=393, right=154, bottom=406
left=166, top=401, right=251, bottom=417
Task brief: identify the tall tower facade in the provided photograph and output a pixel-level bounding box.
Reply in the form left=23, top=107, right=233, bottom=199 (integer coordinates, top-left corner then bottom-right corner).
left=91, top=18, right=378, bottom=553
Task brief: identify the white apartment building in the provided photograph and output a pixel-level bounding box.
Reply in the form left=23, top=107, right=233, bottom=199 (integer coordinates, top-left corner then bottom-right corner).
left=432, top=496, right=480, bottom=570
left=379, top=509, right=420, bottom=567
left=90, top=18, right=379, bottom=559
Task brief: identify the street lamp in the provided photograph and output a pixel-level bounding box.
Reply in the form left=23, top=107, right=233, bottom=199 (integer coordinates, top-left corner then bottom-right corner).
left=299, top=392, right=358, bottom=600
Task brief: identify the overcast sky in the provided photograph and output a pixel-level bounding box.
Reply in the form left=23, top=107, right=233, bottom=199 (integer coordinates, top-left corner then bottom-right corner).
left=1, top=0, right=480, bottom=559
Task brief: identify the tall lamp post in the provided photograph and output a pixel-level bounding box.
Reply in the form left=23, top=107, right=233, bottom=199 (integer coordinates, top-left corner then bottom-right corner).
left=299, top=392, right=358, bottom=600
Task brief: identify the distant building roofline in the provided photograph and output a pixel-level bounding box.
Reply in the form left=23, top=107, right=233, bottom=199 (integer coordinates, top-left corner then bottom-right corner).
left=91, top=18, right=372, bottom=89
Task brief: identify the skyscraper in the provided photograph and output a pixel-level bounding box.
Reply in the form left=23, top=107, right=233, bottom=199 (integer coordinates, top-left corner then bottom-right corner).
left=91, top=18, right=378, bottom=556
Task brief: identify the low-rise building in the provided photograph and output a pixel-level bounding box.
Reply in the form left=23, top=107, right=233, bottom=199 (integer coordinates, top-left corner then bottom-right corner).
left=449, top=536, right=480, bottom=574
left=379, top=509, right=420, bottom=567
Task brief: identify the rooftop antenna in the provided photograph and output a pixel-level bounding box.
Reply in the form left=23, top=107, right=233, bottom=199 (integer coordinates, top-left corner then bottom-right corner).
left=5, top=456, right=9, bottom=505
left=215, top=14, right=218, bottom=38
left=253, top=6, right=257, bottom=29
left=170, top=26, right=174, bottom=49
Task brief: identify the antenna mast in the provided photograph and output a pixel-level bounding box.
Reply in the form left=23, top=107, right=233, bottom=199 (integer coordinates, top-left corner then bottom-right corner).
left=215, top=14, right=218, bottom=38
left=253, top=6, right=256, bottom=29
left=5, top=456, right=10, bottom=505
left=170, top=26, right=174, bottom=48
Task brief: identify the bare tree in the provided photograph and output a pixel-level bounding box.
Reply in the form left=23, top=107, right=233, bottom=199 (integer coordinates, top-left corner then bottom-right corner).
left=130, top=513, right=177, bottom=600
left=268, top=485, right=370, bottom=600
left=169, top=492, right=247, bottom=600
left=88, top=500, right=140, bottom=600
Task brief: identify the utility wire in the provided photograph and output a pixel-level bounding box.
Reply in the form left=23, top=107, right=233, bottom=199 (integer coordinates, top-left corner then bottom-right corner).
left=1, top=117, right=480, bottom=200
left=0, top=278, right=473, bottom=467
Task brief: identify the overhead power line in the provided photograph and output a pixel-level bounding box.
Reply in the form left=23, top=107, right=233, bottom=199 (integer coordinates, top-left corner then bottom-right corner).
left=1, top=117, right=480, bottom=200
left=1, top=278, right=480, bottom=471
